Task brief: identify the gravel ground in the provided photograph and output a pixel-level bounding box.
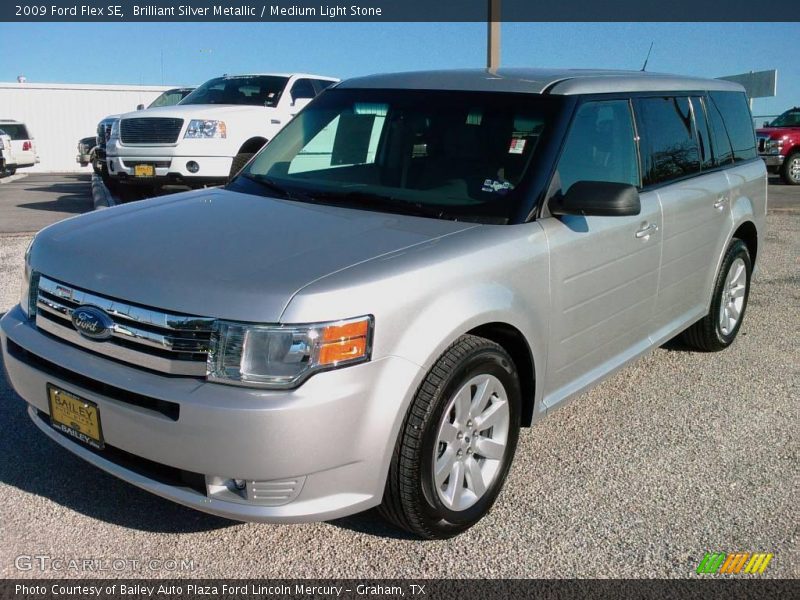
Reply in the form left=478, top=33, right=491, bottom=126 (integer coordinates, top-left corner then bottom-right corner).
left=0, top=208, right=797, bottom=579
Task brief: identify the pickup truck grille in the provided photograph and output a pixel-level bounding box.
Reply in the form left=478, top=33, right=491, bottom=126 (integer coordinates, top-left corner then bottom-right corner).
left=34, top=276, right=214, bottom=376
left=120, top=117, right=184, bottom=144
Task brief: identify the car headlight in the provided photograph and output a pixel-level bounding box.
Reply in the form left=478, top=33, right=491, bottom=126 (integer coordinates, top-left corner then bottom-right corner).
left=207, top=315, right=373, bottom=388
left=109, top=119, right=120, bottom=140
left=19, top=238, right=39, bottom=320
left=185, top=120, right=227, bottom=139
left=766, top=138, right=784, bottom=154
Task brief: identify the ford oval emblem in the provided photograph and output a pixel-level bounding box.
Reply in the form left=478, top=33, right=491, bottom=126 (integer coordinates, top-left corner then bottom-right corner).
left=71, top=306, right=114, bottom=341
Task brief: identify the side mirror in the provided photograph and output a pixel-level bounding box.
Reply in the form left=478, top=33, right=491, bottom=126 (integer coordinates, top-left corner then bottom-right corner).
left=554, top=181, right=641, bottom=217
left=136, top=104, right=145, bottom=111
left=291, top=97, right=312, bottom=111
left=763, top=121, right=770, bottom=128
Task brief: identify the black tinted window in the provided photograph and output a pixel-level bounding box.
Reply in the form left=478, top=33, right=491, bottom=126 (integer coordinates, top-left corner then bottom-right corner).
left=0, top=124, right=29, bottom=139
left=556, top=100, right=639, bottom=193
left=637, top=97, right=700, bottom=185
left=313, top=79, right=335, bottom=93
left=705, top=97, right=733, bottom=166
left=709, top=91, right=757, bottom=162
left=290, top=79, right=316, bottom=101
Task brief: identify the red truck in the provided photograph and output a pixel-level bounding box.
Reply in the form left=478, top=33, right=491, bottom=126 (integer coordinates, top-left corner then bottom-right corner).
left=756, top=107, right=800, bottom=185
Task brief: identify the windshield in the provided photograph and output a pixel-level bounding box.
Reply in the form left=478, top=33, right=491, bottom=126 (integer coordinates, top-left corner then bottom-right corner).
left=233, top=88, right=562, bottom=222
left=769, top=110, right=800, bottom=127
left=179, top=76, right=289, bottom=107
left=149, top=88, right=194, bottom=108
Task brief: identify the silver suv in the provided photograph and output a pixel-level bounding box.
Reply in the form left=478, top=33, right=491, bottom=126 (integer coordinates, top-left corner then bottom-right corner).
left=1, top=69, right=765, bottom=539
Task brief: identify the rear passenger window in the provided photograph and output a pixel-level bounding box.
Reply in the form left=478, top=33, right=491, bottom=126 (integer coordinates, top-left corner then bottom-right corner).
left=705, top=97, right=733, bottom=165
left=709, top=91, right=757, bottom=162
left=637, top=97, right=700, bottom=185
left=555, top=100, right=639, bottom=194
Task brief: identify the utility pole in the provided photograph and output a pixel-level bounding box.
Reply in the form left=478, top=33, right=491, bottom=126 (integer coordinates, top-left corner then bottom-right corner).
left=487, top=0, right=500, bottom=72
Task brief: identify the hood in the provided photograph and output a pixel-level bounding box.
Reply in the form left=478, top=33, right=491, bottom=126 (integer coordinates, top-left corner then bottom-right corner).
left=756, top=126, right=799, bottom=138
left=30, top=189, right=477, bottom=322
left=119, top=104, right=272, bottom=121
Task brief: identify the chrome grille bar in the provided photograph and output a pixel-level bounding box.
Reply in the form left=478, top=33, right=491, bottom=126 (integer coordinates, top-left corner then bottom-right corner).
left=35, top=276, right=213, bottom=377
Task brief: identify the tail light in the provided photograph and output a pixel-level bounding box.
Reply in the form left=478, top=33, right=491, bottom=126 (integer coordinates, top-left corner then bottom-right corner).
left=22, top=141, right=32, bottom=151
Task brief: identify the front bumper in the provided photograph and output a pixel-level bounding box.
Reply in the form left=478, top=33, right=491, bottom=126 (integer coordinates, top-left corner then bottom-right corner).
left=759, top=154, right=785, bottom=168
left=1, top=305, right=421, bottom=523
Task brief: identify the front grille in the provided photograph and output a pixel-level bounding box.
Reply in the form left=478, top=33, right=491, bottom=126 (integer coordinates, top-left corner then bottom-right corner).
left=7, top=339, right=179, bottom=420
left=120, top=117, right=183, bottom=144
left=34, top=276, right=214, bottom=376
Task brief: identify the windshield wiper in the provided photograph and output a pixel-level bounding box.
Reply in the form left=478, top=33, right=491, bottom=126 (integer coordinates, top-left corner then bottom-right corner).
left=238, top=173, right=315, bottom=202
left=311, top=190, right=462, bottom=221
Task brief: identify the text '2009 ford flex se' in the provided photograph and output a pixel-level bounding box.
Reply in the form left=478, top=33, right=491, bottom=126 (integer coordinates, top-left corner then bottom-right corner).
left=1, top=69, right=765, bottom=539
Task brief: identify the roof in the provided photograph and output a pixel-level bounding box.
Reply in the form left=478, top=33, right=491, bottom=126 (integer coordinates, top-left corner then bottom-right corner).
left=337, top=68, right=744, bottom=95
left=216, top=73, right=339, bottom=81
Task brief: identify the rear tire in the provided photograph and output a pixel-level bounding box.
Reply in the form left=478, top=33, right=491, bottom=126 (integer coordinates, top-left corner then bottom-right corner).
left=379, top=335, right=521, bottom=539
left=682, top=238, right=752, bottom=351
left=779, top=151, right=800, bottom=185
left=229, top=152, right=255, bottom=179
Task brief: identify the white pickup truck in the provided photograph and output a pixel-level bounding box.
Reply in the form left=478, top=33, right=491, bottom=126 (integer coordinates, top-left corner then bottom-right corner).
left=106, top=73, right=338, bottom=191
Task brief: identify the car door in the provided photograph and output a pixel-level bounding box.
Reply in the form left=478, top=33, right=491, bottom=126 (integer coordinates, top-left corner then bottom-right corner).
left=540, top=98, right=662, bottom=407
left=634, top=95, right=733, bottom=342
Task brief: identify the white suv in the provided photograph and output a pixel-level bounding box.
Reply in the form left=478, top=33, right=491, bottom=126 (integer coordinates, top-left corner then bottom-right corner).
left=0, top=120, right=39, bottom=173
left=106, top=73, right=338, bottom=190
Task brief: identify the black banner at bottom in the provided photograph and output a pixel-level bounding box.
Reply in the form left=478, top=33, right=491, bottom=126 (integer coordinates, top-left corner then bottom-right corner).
left=1, top=579, right=797, bottom=600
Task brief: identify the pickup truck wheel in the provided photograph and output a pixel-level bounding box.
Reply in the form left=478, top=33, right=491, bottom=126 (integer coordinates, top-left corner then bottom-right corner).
left=4, top=165, right=16, bottom=176
left=682, top=238, right=751, bottom=351
left=379, top=335, right=521, bottom=539
left=229, top=152, right=254, bottom=179
left=780, top=151, right=800, bottom=185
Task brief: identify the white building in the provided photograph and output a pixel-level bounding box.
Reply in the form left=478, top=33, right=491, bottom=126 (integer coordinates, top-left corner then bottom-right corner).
left=0, top=81, right=175, bottom=173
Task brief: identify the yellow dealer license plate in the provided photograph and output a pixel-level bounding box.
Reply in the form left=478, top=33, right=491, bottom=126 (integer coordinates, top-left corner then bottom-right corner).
left=134, top=164, right=155, bottom=177
left=47, top=384, right=104, bottom=449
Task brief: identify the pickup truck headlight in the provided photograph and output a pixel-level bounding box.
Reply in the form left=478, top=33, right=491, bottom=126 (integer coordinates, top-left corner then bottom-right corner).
left=109, top=119, right=120, bottom=140
left=207, top=315, right=373, bottom=388
left=185, top=120, right=227, bottom=139
left=766, top=138, right=784, bottom=155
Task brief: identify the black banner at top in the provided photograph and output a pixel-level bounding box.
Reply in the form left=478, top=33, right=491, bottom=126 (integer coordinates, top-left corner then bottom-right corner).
left=2, top=0, right=796, bottom=22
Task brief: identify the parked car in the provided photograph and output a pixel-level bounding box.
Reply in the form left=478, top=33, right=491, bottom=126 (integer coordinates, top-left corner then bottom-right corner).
left=105, top=73, right=337, bottom=192
left=76, top=136, right=97, bottom=169
left=1, top=69, right=765, bottom=539
left=93, top=88, right=196, bottom=180
left=0, top=129, right=16, bottom=177
left=0, top=119, right=39, bottom=172
left=756, top=107, right=800, bottom=184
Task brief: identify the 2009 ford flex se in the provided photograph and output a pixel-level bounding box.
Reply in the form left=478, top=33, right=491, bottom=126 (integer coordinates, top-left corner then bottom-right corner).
left=1, top=69, right=765, bottom=538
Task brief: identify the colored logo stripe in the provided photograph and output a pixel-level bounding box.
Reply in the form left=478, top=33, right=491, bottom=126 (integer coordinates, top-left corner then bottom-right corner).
left=697, top=552, right=773, bottom=574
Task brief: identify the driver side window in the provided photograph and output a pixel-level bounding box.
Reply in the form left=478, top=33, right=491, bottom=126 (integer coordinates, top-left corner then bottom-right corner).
left=555, top=100, right=639, bottom=196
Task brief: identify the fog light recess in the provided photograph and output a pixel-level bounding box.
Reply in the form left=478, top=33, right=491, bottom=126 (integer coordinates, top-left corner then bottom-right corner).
left=186, top=161, right=200, bottom=173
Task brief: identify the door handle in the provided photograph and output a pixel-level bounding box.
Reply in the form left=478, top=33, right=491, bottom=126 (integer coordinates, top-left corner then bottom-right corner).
left=714, top=196, right=727, bottom=210
left=635, top=223, right=659, bottom=239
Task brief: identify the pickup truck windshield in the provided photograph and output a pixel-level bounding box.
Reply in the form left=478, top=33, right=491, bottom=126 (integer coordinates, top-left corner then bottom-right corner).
left=236, top=88, right=563, bottom=222
left=180, top=76, right=289, bottom=107
left=769, top=110, right=800, bottom=127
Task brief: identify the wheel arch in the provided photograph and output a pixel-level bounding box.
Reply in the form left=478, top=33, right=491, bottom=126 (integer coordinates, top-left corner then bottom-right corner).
left=732, top=220, right=758, bottom=267
left=467, top=322, right=536, bottom=427
left=237, top=136, right=268, bottom=155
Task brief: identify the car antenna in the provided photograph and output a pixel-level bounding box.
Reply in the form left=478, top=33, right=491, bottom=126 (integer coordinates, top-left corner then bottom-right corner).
left=641, top=42, right=654, bottom=72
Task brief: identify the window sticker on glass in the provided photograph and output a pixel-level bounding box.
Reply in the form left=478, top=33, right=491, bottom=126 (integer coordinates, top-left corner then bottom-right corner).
left=509, top=138, right=526, bottom=154
left=482, top=179, right=514, bottom=194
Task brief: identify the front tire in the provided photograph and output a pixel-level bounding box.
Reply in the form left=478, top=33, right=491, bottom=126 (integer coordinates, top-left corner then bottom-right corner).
left=780, top=151, right=800, bottom=185
left=229, top=152, right=255, bottom=179
left=379, top=335, right=521, bottom=539
left=682, top=238, right=752, bottom=351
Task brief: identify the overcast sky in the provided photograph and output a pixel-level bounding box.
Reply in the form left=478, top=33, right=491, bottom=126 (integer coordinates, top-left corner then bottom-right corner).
left=1, top=22, right=796, bottom=116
